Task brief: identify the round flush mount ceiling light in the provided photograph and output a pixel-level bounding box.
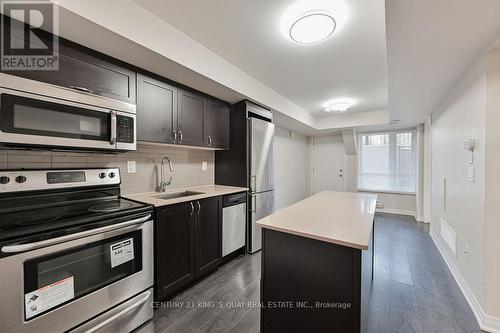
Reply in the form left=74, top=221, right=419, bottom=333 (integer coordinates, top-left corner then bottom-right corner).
left=289, top=12, right=336, bottom=44
left=281, top=0, right=348, bottom=45
left=323, top=98, right=356, bottom=112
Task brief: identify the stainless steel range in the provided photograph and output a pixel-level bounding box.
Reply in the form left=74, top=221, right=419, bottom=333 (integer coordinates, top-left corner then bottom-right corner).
left=0, top=168, right=153, bottom=333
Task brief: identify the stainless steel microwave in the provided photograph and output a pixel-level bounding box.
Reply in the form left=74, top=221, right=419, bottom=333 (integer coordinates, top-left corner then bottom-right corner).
left=0, top=73, right=136, bottom=152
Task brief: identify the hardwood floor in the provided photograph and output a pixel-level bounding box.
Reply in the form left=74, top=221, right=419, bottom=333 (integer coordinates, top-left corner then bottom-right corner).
left=136, top=213, right=484, bottom=333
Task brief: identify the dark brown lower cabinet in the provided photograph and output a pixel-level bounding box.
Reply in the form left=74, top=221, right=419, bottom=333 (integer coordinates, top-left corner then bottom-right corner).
left=261, top=227, right=374, bottom=333
left=155, top=202, right=195, bottom=300
left=155, top=197, right=222, bottom=300
left=195, top=197, right=222, bottom=277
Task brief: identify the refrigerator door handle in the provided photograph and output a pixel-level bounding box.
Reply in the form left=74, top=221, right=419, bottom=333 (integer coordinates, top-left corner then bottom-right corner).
left=249, top=175, right=256, bottom=192
left=250, top=194, right=256, bottom=213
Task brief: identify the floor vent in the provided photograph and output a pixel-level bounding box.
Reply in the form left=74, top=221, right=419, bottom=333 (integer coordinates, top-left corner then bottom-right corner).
left=440, top=217, right=457, bottom=257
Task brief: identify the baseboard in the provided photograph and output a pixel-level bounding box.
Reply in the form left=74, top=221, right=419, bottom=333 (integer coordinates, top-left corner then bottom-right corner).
left=430, top=229, right=500, bottom=332
left=375, top=208, right=415, bottom=216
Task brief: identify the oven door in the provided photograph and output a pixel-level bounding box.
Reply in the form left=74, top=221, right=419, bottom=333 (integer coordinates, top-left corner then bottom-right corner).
left=0, top=88, right=136, bottom=151
left=0, top=215, right=153, bottom=333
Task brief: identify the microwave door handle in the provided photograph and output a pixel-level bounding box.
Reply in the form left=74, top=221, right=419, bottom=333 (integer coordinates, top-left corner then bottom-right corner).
left=110, top=111, right=117, bottom=145
left=0, top=214, right=152, bottom=254
left=83, top=290, right=152, bottom=333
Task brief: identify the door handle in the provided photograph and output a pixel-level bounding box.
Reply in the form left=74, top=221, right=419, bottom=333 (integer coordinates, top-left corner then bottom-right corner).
left=197, top=201, right=201, bottom=215
left=249, top=175, right=256, bottom=192
left=190, top=202, right=194, bottom=216
left=179, top=130, right=183, bottom=143
left=250, top=195, right=256, bottom=213
left=110, top=111, right=117, bottom=145
left=173, top=130, right=178, bottom=143
left=83, top=290, right=152, bottom=333
left=208, top=135, right=212, bottom=146
left=69, top=86, right=93, bottom=94
left=1, top=214, right=152, bottom=253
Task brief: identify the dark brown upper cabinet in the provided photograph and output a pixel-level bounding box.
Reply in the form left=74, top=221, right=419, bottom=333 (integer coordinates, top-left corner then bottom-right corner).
left=177, top=89, right=206, bottom=147
left=137, top=74, right=177, bottom=143
left=1, top=16, right=136, bottom=104
left=204, top=99, right=229, bottom=149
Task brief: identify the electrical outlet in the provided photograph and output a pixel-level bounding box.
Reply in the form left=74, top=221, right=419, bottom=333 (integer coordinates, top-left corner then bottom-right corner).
left=127, top=161, right=136, bottom=174
left=202, top=161, right=208, bottom=171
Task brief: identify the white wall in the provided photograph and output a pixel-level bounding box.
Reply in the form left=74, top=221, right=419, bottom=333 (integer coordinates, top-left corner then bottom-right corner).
left=274, top=127, right=312, bottom=211
left=430, top=53, right=486, bottom=318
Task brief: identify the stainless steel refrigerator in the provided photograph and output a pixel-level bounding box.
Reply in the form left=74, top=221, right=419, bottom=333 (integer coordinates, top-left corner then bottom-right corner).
left=215, top=100, right=275, bottom=254
left=248, top=117, right=275, bottom=253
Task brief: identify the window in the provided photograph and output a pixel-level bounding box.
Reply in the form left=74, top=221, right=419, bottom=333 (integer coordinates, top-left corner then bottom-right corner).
left=358, top=130, right=416, bottom=193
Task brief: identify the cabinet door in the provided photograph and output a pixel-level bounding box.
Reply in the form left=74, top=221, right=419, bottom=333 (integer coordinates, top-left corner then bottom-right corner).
left=195, top=197, right=222, bottom=277
left=1, top=18, right=136, bottom=104
left=137, top=74, right=177, bottom=143
left=155, top=202, right=195, bottom=300
left=204, top=99, right=229, bottom=149
left=178, top=89, right=205, bottom=146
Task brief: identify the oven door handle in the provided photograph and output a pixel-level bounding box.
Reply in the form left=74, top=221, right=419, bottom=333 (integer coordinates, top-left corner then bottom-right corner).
left=0, top=214, right=152, bottom=254
left=83, top=290, right=152, bottom=333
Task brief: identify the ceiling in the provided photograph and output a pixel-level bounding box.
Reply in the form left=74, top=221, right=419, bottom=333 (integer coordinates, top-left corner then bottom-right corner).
left=386, top=0, right=500, bottom=124
left=132, top=0, right=388, bottom=117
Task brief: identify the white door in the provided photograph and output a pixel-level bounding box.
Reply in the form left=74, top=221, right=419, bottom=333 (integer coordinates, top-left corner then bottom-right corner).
left=312, top=135, right=345, bottom=193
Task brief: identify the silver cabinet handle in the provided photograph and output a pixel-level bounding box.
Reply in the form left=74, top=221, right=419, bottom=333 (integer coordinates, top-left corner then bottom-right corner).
left=179, top=130, right=183, bottom=143
left=190, top=202, right=194, bottom=216
left=197, top=201, right=201, bottom=215
left=83, top=290, right=152, bottom=333
left=110, top=111, right=117, bottom=145
left=173, top=130, right=178, bottom=143
left=1, top=214, right=152, bottom=254
left=69, top=86, right=93, bottom=94
left=208, top=135, right=212, bottom=146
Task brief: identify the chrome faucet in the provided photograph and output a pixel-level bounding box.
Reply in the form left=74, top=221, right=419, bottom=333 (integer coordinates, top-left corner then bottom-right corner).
left=159, top=156, right=174, bottom=192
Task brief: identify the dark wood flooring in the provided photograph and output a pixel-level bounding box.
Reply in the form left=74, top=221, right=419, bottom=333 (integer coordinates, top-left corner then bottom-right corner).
left=136, top=213, right=484, bottom=333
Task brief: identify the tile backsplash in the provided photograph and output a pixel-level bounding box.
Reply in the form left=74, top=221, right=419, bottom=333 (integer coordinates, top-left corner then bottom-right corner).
left=0, top=143, right=214, bottom=195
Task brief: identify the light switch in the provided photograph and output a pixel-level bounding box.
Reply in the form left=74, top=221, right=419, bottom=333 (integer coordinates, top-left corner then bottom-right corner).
left=202, top=161, right=208, bottom=171
left=127, top=161, right=136, bottom=174
left=468, top=166, right=475, bottom=182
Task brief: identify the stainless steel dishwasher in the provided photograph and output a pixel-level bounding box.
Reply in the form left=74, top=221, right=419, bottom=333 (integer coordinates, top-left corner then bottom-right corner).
left=222, top=192, right=247, bottom=259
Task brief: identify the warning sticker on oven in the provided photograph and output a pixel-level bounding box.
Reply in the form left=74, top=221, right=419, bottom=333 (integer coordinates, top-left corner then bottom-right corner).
left=110, top=238, right=134, bottom=268
left=25, top=276, right=74, bottom=319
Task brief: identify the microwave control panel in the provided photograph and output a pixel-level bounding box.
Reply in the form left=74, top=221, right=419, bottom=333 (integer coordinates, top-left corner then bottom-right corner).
left=117, top=115, right=135, bottom=143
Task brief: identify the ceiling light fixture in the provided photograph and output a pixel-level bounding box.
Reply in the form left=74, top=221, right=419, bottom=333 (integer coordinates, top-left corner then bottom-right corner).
left=289, top=11, right=336, bottom=44
left=323, top=98, right=356, bottom=112
left=281, top=0, right=349, bottom=45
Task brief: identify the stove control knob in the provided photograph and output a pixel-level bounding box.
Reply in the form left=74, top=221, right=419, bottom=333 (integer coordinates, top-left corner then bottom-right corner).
left=109, top=172, right=116, bottom=179
left=15, top=175, right=26, bottom=184
left=99, top=172, right=107, bottom=179
left=0, top=176, right=10, bottom=184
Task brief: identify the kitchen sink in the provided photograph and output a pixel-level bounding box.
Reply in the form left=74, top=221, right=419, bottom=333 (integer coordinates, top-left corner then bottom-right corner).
left=156, top=190, right=204, bottom=200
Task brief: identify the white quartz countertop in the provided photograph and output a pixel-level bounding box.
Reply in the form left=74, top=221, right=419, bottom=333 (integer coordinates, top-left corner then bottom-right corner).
left=256, top=191, right=377, bottom=250
left=124, top=185, right=248, bottom=207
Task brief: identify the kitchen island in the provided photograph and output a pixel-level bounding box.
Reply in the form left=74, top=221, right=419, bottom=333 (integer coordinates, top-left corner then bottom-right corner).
left=256, top=191, right=377, bottom=333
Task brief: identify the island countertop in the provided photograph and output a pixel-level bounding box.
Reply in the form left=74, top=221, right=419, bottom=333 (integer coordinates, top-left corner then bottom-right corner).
left=256, top=191, right=377, bottom=250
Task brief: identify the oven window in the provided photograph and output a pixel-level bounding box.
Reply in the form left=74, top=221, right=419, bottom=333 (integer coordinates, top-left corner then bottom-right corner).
left=23, top=230, right=142, bottom=320
left=1, top=93, right=110, bottom=141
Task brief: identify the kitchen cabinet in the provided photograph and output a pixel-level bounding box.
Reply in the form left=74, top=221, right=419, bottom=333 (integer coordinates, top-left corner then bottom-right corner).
left=195, top=196, right=222, bottom=277
left=155, top=197, right=222, bottom=300
left=177, top=89, right=206, bottom=147
left=204, top=99, right=230, bottom=149
left=1, top=17, right=136, bottom=104
left=137, top=74, right=177, bottom=143
left=155, top=202, right=195, bottom=300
